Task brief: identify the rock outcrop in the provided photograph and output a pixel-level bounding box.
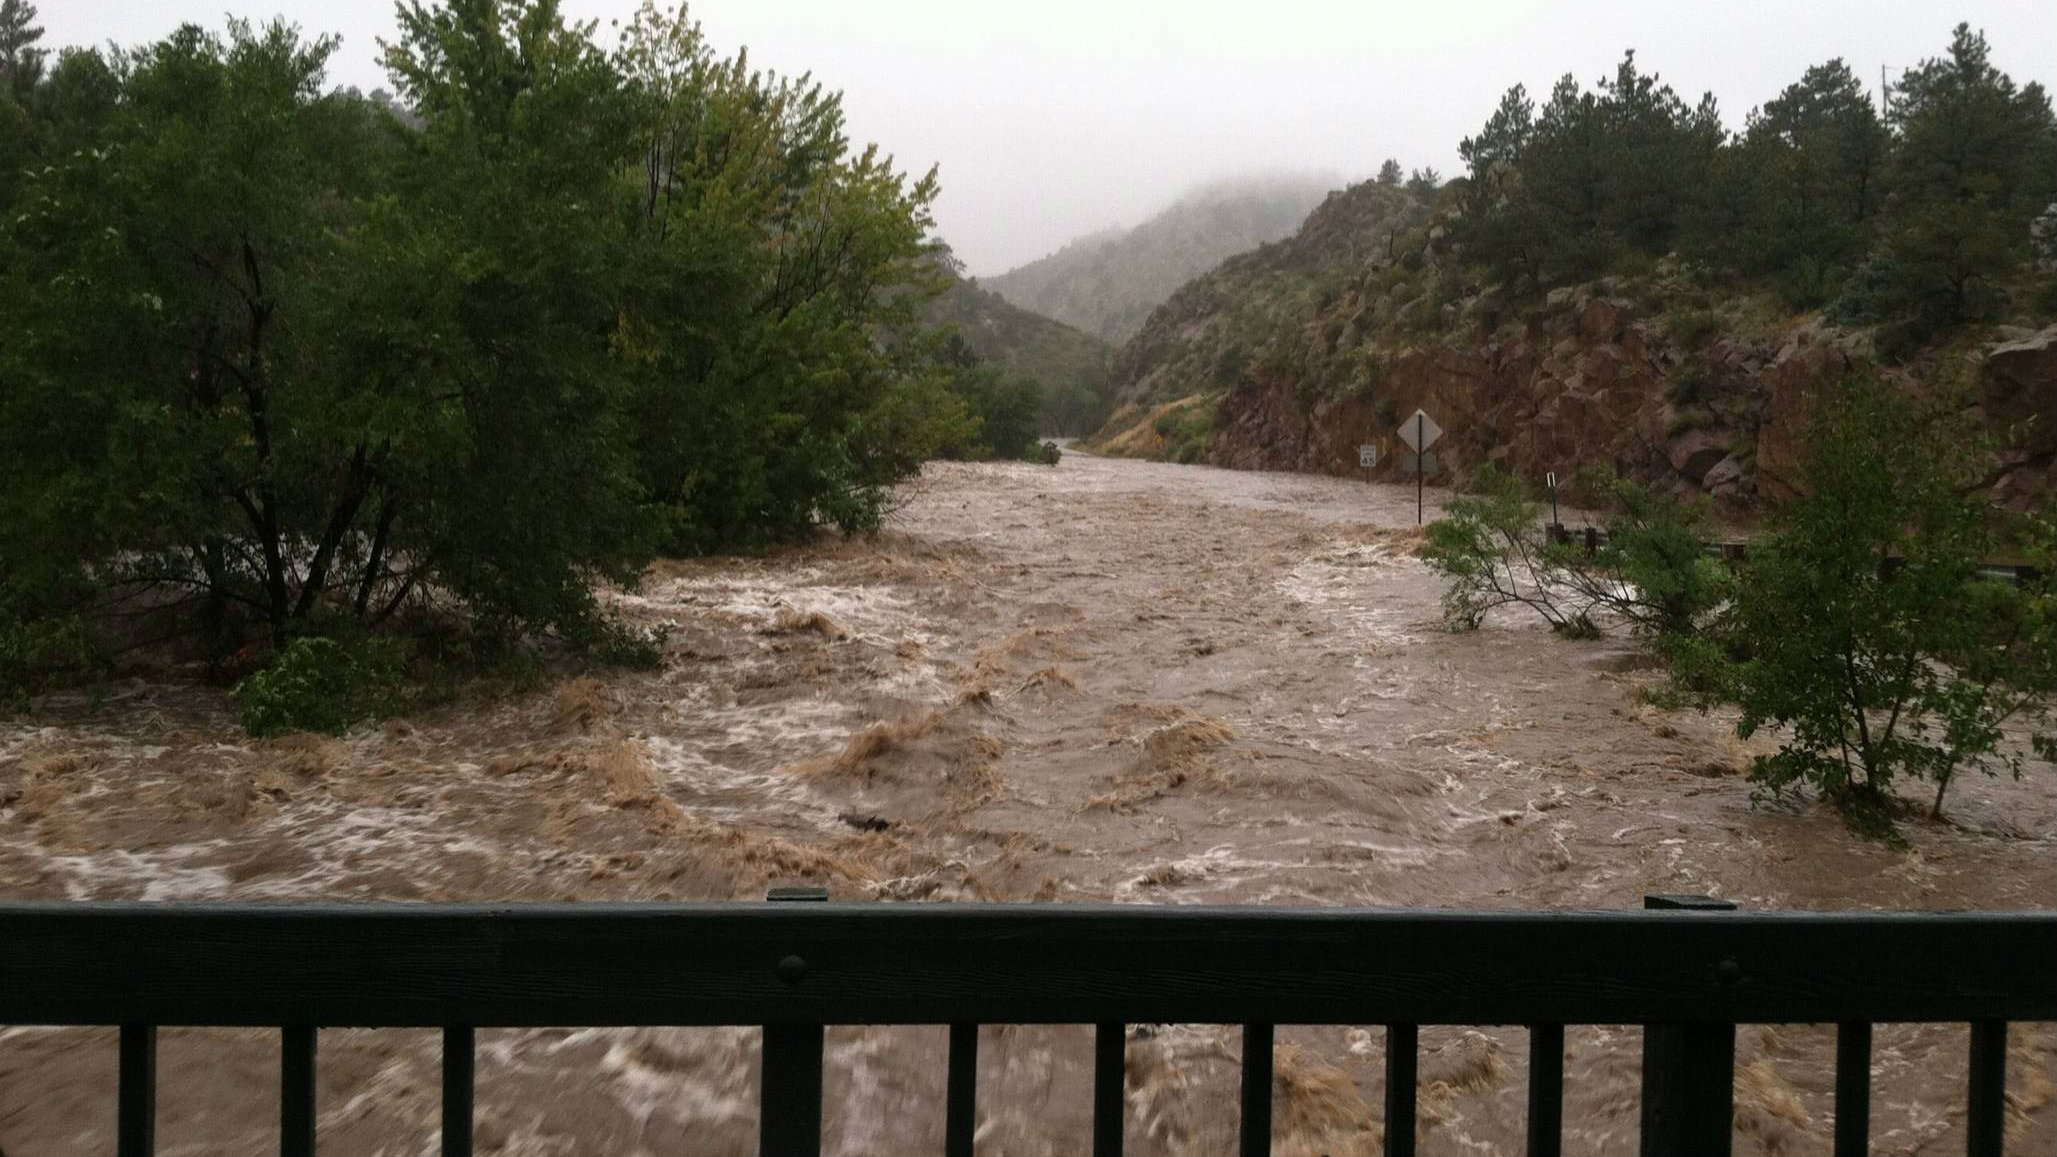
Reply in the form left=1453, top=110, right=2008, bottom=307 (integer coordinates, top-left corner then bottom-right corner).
left=1981, top=324, right=2057, bottom=509
left=1101, top=176, right=2057, bottom=511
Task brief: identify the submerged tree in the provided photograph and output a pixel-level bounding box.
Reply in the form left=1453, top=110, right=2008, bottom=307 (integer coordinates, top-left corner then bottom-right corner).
left=1423, top=466, right=1729, bottom=642
left=1724, top=379, right=2055, bottom=834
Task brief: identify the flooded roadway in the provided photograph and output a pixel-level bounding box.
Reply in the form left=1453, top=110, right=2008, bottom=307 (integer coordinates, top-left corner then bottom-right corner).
left=2, top=451, right=2052, bottom=1155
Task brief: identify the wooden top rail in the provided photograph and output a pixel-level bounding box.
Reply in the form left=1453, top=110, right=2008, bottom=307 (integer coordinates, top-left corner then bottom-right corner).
left=4, top=902, right=2055, bottom=1028
left=6, top=900, right=2053, bottom=1157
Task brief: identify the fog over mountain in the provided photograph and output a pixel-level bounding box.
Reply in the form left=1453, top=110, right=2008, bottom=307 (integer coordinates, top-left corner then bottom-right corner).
left=985, top=173, right=1337, bottom=344
left=42, top=1, right=2056, bottom=277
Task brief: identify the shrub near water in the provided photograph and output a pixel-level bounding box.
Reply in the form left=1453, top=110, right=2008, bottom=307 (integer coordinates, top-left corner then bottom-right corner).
left=231, top=635, right=410, bottom=738
left=1720, top=380, right=2057, bottom=833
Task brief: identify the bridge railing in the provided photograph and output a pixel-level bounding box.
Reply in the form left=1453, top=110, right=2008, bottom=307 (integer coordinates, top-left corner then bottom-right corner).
left=3, top=898, right=2054, bottom=1157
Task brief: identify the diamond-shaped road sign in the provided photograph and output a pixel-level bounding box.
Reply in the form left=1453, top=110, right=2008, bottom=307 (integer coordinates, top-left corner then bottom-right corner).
left=1398, top=408, right=1443, bottom=453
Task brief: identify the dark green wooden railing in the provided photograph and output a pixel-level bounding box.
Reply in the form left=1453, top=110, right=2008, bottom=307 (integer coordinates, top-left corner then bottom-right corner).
left=2, top=896, right=2053, bottom=1157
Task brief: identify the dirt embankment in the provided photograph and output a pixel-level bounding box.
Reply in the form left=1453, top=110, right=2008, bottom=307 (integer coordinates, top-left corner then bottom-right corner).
left=2, top=453, right=2053, bottom=1155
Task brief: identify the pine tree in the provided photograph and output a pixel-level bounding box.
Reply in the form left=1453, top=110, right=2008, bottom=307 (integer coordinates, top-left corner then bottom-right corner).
left=1710, top=59, right=1890, bottom=302
left=0, top=0, right=43, bottom=93
left=1593, top=52, right=1721, bottom=259
left=1453, top=54, right=1718, bottom=288
left=1873, top=24, right=2057, bottom=327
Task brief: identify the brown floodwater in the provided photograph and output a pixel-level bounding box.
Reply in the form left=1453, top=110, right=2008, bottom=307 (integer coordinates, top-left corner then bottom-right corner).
left=1, top=451, right=2052, bottom=1155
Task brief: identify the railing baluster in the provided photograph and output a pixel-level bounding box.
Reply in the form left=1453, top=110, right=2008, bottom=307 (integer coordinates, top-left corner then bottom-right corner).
left=1967, top=1021, right=2007, bottom=1157
left=1526, top=1023, right=1563, bottom=1157
left=760, top=1024, right=824, bottom=1156
left=760, top=884, right=826, bottom=1157
left=1640, top=894, right=1736, bottom=1157
left=1239, top=1022, right=1273, bottom=1157
left=1093, top=1022, right=1124, bottom=1157
left=280, top=1025, right=317, bottom=1157
left=1834, top=1021, right=1872, bottom=1156
left=442, top=1026, right=474, bottom=1157
left=1637, top=1019, right=1735, bottom=1157
left=1385, top=1023, right=1418, bottom=1157
left=945, top=1023, right=978, bottom=1157
left=118, top=1024, right=156, bottom=1157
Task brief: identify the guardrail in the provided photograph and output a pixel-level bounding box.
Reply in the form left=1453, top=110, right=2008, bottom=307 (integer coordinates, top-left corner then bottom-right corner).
left=3, top=896, right=2053, bottom=1157
left=1544, top=523, right=2045, bottom=586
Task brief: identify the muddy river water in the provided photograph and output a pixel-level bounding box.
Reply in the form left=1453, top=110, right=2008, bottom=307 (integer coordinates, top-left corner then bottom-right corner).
left=2, top=451, right=2052, bottom=1155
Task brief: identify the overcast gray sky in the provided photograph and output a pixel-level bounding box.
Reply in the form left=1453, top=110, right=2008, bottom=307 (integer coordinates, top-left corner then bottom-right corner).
left=40, top=2, right=2057, bottom=277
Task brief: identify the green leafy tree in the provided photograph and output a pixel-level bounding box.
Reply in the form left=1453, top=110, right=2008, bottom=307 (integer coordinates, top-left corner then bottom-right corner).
left=609, top=1, right=949, bottom=553
left=1424, top=466, right=1729, bottom=640
left=5, top=21, right=422, bottom=656
left=1724, top=379, right=2054, bottom=834
left=2, top=0, right=961, bottom=701
left=1375, top=158, right=1403, bottom=186
left=29, top=47, right=120, bottom=150
left=1568, top=469, right=1733, bottom=638
left=1423, top=466, right=1597, bottom=635
left=373, top=0, right=659, bottom=634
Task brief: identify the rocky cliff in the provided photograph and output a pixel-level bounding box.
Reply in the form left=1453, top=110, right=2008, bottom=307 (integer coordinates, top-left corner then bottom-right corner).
left=1099, top=180, right=2057, bottom=512
left=1212, top=289, right=2056, bottom=512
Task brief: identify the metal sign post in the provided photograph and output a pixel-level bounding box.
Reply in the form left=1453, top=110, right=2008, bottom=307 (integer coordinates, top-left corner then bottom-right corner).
left=1398, top=408, right=1443, bottom=525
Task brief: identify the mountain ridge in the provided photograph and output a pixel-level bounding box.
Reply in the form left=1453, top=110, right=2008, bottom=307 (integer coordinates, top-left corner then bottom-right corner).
left=984, top=174, right=1337, bottom=345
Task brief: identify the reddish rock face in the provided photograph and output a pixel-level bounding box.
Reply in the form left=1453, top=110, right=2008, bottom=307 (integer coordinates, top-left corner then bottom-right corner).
left=1984, top=325, right=2057, bottom=454
left=1755, top=324, right=1863, bottom=502
left=1214, top=289, right=1799, bottom=505
left=1113, top=181, right=2052, bottom=512
left=1668, top=427, right=1733, bottom=486
left=1201, top=286, right=2057, bottom=512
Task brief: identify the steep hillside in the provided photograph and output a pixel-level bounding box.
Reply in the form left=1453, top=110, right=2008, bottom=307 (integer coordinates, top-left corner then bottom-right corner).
left=985, top=174, right=1335, bottom=344
left=924, top=276, right=1116, bottom=435
left=1105, top=177, right=1435, bottom=412
left=1092, top=30, right=2057, bottom=509
left=1092, top=182, right=2057, bottom=511
left=928, top=278, right=1110, bottom=388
